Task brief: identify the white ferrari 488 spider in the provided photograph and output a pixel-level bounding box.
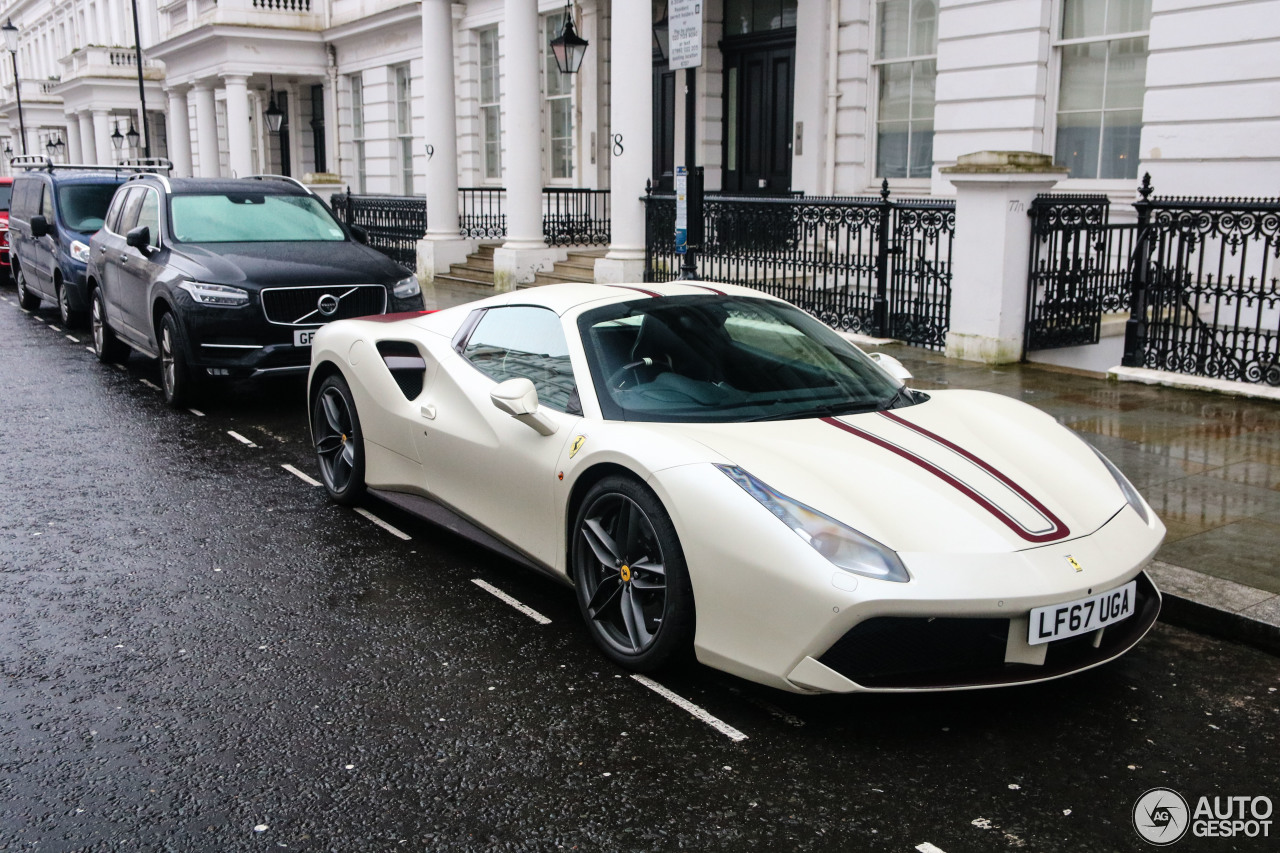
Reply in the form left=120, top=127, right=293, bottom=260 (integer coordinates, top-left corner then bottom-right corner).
left=307, top=282, right=1164, bottom=693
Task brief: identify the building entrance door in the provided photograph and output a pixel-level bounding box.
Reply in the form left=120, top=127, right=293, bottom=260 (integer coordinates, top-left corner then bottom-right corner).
left=722, top=31, right=795, bottom=194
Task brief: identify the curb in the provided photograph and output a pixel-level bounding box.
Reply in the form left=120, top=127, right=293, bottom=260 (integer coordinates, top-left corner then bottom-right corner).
left=1147, top=562, right=1280, bottom=658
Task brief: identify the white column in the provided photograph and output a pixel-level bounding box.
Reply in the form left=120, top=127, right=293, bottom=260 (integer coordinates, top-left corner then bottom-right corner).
left=192, top=83, right=219, bottom=177
left=222, top=73, right=253, bottom=178
left=941, top=151, right=1066, bottom=363
left=493, top=0, right=556, bottom=292
left=91, top=110, right=114, bottom=165
left=65, top=116, right=83, bottom=164
left=416, top=0, right=474, bottom=285
left=594, top=0, right=653, bottom=283
left=285, top=82, right=302, bottom=178
left=77, top=112, right=95, bottom=164
left=324, top=67, right=339, bottom=176
left=166, top=87, right=193, bottom=177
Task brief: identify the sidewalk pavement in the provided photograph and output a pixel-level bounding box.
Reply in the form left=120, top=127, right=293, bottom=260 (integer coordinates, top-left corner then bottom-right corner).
left=425, top=283, right=1280, bottom=657
left=867, top=341, right=1280, bottom=657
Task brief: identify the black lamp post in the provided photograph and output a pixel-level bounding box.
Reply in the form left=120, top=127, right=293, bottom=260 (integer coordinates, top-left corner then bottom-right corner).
left=45, top=134, right=57, bottom=160
left=125, top=120, right=140, bottom=152
left=265, top=75, right=284, bottom=133
left=550, top=1, right=589, bottom=75
left=129, top=0, right=149, bottom=157
left=55, top=135, right=64, bottom=159
left=3, top=18, right=26, bottom=155
left=110, top=121, right=124, bottom=152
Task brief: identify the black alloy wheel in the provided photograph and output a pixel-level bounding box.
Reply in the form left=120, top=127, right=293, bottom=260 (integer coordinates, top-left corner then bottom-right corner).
left=15, top=267, right=40, bottom=310
left=90, top=288, right=129, bottom=364
left=312, top=374, right=367, bottom=506
left=571, top=476, right=694, bottom=670
left=158, top=312, right=196, bottom=408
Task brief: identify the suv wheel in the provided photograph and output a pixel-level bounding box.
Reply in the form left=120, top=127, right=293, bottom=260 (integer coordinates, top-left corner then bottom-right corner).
left=158, top=312, right=198, bottom=408
left=57, top=281, right=87, bottom=328
left=90, top=289, right=129, bottom=364
left=15, top=267, right=41, bottom=311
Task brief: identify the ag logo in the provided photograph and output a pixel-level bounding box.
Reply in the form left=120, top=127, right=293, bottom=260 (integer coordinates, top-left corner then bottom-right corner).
left=1133, top=787, right=1190, bottom=845
left=317, top=293, right=340, bottom=316
left=569, top=435, right=587, bottom=458
left=1065, top=555, right=1083, bottom=573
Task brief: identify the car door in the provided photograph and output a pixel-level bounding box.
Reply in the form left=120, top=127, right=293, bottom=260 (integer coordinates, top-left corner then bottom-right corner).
left=30, top=183, right=57, bottom=298
left=413, top=305, right=582, bottom=567
left=117, top=187, right=166, bottom=346
left=96, top=188, right=148, bottom=343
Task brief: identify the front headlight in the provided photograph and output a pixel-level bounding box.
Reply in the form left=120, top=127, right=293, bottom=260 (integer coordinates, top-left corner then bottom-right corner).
left=717, top=465, right=910, bottom=583
left=1088, top=444, right=1151, bottom=525
left=70, top=240, right=91, bottom=263
left=393, top=274, right=421, bottom=299
left=178, top=281, right=250, bottom=307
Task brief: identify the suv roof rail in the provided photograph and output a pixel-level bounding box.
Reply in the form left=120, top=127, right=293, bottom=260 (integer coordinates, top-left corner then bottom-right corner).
left=245, top=173, right=311, bottom=194
left=120, top=157, right=174, bottom=174
left=125, top=170, right=173, bottom=194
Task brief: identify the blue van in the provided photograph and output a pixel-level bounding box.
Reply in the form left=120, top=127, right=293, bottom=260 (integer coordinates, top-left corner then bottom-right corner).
left=8, top=157, right=169, bottom=326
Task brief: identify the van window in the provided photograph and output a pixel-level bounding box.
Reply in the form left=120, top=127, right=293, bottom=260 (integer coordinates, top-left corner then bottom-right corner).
left=57, top=183, right=119, bottom=232
left=0, top=184, right=11, bottom=211
left=11, top=178, right=36, bottom=217
left=40, top=185, right=54, bottom=221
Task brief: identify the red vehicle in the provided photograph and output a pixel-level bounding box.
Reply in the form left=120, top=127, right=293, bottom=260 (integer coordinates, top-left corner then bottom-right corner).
left=0, top=176, right=11, bottom=280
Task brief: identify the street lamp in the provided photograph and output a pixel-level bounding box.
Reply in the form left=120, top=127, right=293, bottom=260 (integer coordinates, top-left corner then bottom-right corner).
left=653, top=3, right=670, bottom=61
left=265, top=75, right=284, bottom=133
left=2, top=17, right=27, bottom=155
left=125, top=120, right=140, bottom=151
left=55, top=135, right=65, bottom=159
left=110, top=121, right=124, bottom=151
left=45, top=134, right=57, bottom=160
left=549, top=0, right=589, bottom=75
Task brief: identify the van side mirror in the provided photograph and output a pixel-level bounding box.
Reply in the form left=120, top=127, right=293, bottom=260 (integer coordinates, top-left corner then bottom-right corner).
left=30, top=214, right=50, bottom=238
left=126, top=225, right=152, bottom=255
left=490, top=378, right=558, bottom=436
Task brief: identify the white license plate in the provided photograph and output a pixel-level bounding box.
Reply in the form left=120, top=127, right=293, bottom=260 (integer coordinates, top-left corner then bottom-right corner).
left=1028, top=581, right=1137, bottom=645
left=294, top=329, right=316, bottom=347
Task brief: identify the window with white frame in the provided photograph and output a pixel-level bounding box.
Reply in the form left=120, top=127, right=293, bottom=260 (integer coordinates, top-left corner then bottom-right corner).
left=479, top=27, right=502, bottom=181
left=349, top=73, right=366, bottom=193
left=872, top=0, right=936, bottom=180
left=544, top=10, right=573, bottom=182
left=395, top=65, right=414, bottom=195
left=1054, top=0, right=1150, bottom=180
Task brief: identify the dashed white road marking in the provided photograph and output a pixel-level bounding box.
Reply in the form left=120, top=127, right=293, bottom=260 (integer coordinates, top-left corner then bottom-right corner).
left=50, top=324, right=63, bottom=332
left=139, top=378, right=161, bottom=391
left=470, top=579, right=552, bottom=625
left=85, top=346, right=96, bottom=354
left=187, top=408, right=205, bottom=417
left=282, top=464, right=321, bottom=487
left=630, top=674, right=748, bottom=742
left=65, top=334, right=80, bottom=343
left=916, top=844, right=948, bottom=853
left=354, top=507, right=411, bottom=540
left=227, top=430, right=258, bottom=448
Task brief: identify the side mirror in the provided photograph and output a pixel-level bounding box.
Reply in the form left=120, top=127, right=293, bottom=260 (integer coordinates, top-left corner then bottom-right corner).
left=490, top=377, right=558, bottom=436
left=126, top=225, right=152, bottom=254
left=30, top=214, right=50, bottom=238
left=868, top=351, right=913, bottom=382
left=350, top=224, right=369, bottom=244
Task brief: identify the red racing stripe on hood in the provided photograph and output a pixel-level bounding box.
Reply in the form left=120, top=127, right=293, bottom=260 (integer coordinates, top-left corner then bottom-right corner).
left=821, top=415, right=1071, bottom=544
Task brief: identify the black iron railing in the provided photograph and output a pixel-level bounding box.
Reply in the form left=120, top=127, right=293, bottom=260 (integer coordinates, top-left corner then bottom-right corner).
left=1026, top=195, right=1139, bottom=351
left=642, top=183, right=955, bottom=350
left=459, top=187, right=506, bottom=239
left=1124, top=177, right=1280, bottom=385
left=543, top=188, right=610, bottom=246
left=329, top=192, right=425, bottom=269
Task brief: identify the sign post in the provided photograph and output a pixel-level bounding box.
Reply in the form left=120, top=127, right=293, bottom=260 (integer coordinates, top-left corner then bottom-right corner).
left=669, top=2, right=703, bottom=280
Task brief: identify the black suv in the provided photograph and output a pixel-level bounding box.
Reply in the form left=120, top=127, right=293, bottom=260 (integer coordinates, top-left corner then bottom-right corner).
left=87, top=174, right=423, bottom=406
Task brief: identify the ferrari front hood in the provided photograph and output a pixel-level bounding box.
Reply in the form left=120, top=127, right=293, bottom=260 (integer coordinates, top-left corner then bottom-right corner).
left=652, top=390, right=1127, bottom=554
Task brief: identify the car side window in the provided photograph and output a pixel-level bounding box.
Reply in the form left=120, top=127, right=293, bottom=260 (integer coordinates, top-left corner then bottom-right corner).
left=39, top=185, right=54, bottom=221
left=103, top=189, right=130, bottom=234
left=461, top=306, right=580, bottom=414
left=118, top=189, right=146, bottom=235
left=134, top=190, right=161, bottom=248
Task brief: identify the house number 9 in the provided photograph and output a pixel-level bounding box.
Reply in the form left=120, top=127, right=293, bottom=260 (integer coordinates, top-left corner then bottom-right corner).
left=425, top=144, right=435, bottom=161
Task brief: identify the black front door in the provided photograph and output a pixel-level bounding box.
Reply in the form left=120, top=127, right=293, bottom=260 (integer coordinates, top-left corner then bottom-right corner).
left=652, top=58, right=676, bottom=191
left=723, top=31, right=795, bottom=194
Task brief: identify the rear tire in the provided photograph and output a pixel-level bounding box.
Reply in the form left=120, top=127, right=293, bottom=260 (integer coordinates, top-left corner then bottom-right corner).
left=158, top=312, right=197, bottom=408
left=15, top=267, right=40, bottom=310
left=312, top=374, right=367, bottom=506
left=90, top=288, right=130, bottom=364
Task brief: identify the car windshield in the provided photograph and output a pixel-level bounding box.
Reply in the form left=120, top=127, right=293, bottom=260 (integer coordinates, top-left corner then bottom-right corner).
left=0, top=185, right=11, bottom=211
left=579, top=295, right=918, bottom=423
left=170, top=193, right=347, bottom=243
left=57, top=183, right=120, bottom=231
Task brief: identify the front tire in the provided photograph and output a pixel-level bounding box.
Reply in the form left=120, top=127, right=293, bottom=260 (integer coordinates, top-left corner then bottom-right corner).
left=90, top=288, right=129, bottom=364
left=15, top=267, right=40, bottom=310
left=57, top=281, right=87, bottom=328
left=312, top=374, right=367, bottom=506
left=158, top=312, right=197, bottom=408
left=571, top=476, right=695, bottom=671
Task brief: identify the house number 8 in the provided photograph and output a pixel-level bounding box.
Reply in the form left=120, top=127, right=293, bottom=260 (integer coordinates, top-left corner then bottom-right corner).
left=612, top=134, right=624, bottom=156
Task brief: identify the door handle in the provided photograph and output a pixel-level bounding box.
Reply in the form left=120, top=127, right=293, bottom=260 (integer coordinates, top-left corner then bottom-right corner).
left=420, top=404, right=436, bottom=420
left=119, top=255, right=130, bottom=263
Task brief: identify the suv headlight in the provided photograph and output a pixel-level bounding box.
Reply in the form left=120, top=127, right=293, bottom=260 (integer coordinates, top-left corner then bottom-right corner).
left=178, top=281, right=250, bottom=307
left=718, top=465, right=910, bottom=583
left=393, top=274, right=421, bottom=299
left=70, top=240, right=91, bottom=263
left=1088, top=444, right=1152, bottom=525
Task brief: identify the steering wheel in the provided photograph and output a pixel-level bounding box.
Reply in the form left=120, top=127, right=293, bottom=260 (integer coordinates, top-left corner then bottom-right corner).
left=607, top=358, right=654, bottom=390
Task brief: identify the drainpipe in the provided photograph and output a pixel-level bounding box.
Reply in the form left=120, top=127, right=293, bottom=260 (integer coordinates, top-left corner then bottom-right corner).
left=823, top=0, right=840, bottom=195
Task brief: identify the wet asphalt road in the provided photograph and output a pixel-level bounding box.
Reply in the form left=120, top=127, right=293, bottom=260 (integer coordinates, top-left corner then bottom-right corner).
left=0, top=292, right=1277, bottom=853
